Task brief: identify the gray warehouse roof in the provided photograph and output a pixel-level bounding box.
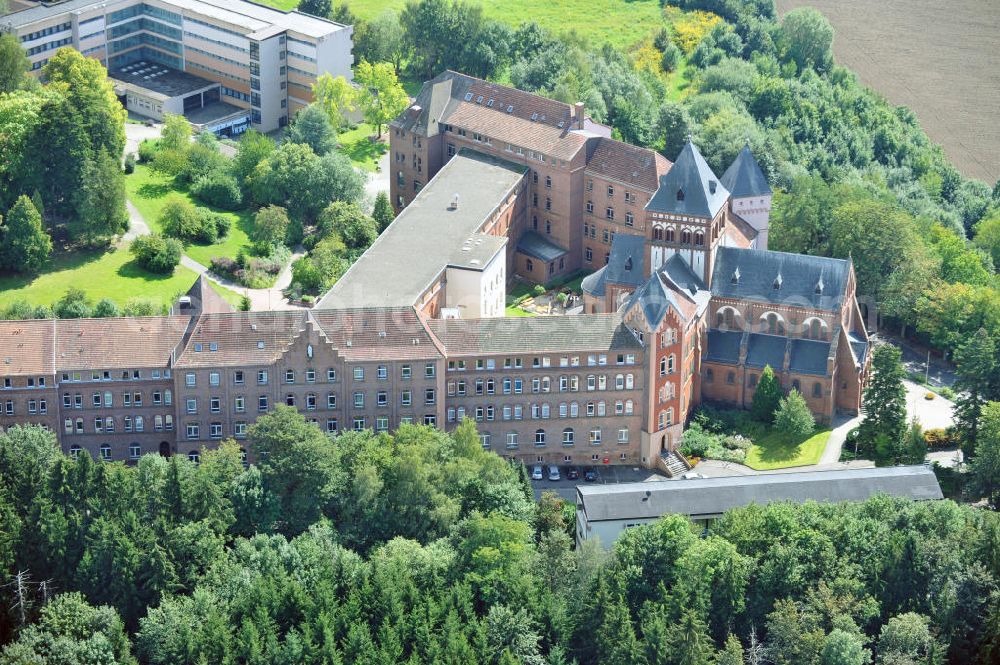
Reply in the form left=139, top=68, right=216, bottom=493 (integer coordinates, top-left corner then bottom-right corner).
left=318, top=149, right=526, bottom=310
left=577, top=466, right=943, bottom=522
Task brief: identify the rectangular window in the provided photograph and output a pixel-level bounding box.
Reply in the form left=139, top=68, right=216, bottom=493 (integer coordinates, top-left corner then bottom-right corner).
left=401, top=390, right=411, bottom=406
left=234, top=370, right=244, bottom=385
left=353, top=392, right=364, bottom=408
left=401, top=365, right=411, bottom=379
left=354, top=367, right=364, bottom=381
left=258, top=370, right=268, bottom=385
left=186, top=373, right=196, bottom=387
left=258, top=395, right=268, bottom=412
left=327, top=368, right=336, bottom=382
left=209, top=372, right=220, bottom=386
left=425, top=363, right=435, bottom=378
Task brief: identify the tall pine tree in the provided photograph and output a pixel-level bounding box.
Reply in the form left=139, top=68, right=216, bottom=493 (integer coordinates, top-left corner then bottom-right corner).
left=953, top=328, right=998, bottom=452
left=858, top=344, right=907, bottom=464
left=751, top=365, right=783, bottom=423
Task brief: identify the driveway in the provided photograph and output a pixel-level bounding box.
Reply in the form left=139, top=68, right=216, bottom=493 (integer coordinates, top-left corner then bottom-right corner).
left=363, top=150, right=390, bottom=202
left=531, top=465, right=669, bottom=502
left=904, top=379, right=954, bottom=430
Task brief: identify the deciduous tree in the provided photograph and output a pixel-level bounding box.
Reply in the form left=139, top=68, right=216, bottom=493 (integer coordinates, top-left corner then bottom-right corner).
left=354, top=60, right=409, bottom=138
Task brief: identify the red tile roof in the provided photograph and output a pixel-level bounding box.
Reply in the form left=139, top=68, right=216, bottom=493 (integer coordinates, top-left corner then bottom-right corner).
left=585, top=138, right=672, bottom=191
left=311, top=308, right=443, bottom=361
left=0, top=320, right=54, bottom=376
left=55, top=317, right=191, bottom=370
left=175, top=311, right=306, bottom=367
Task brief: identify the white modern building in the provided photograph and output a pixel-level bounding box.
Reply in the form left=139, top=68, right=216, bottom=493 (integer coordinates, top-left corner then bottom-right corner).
left=1, top=0, right=353, bottom=132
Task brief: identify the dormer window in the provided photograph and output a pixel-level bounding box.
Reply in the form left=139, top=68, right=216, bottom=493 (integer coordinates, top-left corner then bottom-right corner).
left=464, top=92, right=473, bottom=101
left=773, top=273, right=783, bottom=290
left=731, top=267, right=740, bottom=284
left=709, top=180, right=717, bottom=194
left=624, top=257, right=633, bottom=271
left=676, top=188, right=685, bottom=201
left=815, top=277, right=824, bottom=294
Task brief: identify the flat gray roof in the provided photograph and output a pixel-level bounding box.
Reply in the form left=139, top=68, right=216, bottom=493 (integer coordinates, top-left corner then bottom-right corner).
left=577, top=466, right=943, bottom=522
left=2, top=0, right=347, bottom=38
left=111, top=63, right=217, bottom=99
left=185, top=100, right=247, bottom=125
left=319, top=149, right=526, bottom=310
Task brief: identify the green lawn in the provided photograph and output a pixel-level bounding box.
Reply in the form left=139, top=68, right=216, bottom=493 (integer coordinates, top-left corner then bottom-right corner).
left=744, top=428, right=832, bottom=470
left=263, top=0, right=666, bottom=50
left=0, top=245, right=202, bottom=312
left=505, top=305, right=536, bottom=317
left=337, top=123, right=388, bottom=172
left=125, top=164, right=254, bottom=268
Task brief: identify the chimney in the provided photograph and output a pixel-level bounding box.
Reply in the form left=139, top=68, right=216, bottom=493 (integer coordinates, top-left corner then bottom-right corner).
left=574, top=101, right=585, bottom=129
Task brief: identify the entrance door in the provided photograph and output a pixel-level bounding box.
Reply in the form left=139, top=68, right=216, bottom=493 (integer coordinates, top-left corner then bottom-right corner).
left=159, top=441, right=172, bottom=457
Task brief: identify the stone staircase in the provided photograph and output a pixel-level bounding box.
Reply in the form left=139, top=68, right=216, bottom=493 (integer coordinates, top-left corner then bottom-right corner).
left=660, top=450, right=690, bottom=478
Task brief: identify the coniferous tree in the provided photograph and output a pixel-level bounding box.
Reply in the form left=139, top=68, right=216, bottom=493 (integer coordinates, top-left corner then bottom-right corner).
left=858, top=344, right=907, bottom=463
left=372, top=190, right=395, bottom=233
left=751, top=365, right=782, bottom=423
left=952, top=328, right=998, bottom=452
left=774, top=389, right=814, bottom=438
left=1, top=195, right=51, bottom=272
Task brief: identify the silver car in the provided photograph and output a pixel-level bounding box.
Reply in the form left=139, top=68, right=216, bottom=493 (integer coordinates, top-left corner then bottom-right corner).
left=548, top=465, right=561, bottom=481
left=531, top=464, right=544, bottom=480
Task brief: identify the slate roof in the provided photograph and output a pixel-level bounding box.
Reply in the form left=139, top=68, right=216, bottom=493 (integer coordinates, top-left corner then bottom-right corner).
left=427, top=314, right=641, bottom=355
left=711, top=247, right=850, bottom=311
left=660, top=253, right=704, bottom=295
left=720, top=144, right=772, bottom=198
left=745, top=333, right=786, bottom=370
left=577, top=466, right=943, bottom=522
left=516, top=231, right=568, bottom=262
left=789, top=339, right=831, bottom=376
left=581, top=266, right=608, bottom=297
left=646, top=141, right=729, bottom=219
left=53, top=317, right=191, bottom=370
left=311, top=308, right=443, bottom=361
left=0, top=320, right=54, bottom=376
left=584, top=137, right=672, bottom=192
left=704, top=330, right=742, bottom=365
left=605, top=234, right=647, bottom=287
left=624, top=272, right=680, bottom=329
left=848, top=331, right=869, bottom=366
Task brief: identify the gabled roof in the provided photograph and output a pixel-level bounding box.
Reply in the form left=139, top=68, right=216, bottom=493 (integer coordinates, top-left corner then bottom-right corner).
left=660, top=253, right=704, bottom=296
left=720, top=144, right=771, bottom=198
left=176, top=276, right=235, bottom=316
left=427, top=314, right=640, bottom=355
left=54, top=317, right=192, bottom=370
left=393, top=71, right=588, bottom=161
left=176, top=312, right=306, bottom=367
left=584, top=137, right=672, bottom=192
left=311, top=308, right=443, bottom=361
left=0, top=320, right=54, bottom=376
left=711, top=247, right=850, bottom=312
left=646, top=140, right=729, bottom=219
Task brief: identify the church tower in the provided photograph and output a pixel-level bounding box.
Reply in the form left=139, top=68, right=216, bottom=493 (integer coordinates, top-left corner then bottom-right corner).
left=645, top=140, right=730, bottom=286
left=720, top=144, right=772, bottom=249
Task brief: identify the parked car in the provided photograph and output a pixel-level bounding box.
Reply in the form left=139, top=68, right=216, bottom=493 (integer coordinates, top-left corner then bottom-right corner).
left=548, top=465, right=561, bottom=481
left=584, top=467, right=598, bottom=482
left=531, top=464, right=544, bottom=480
left=681, top=471, right=707, bottom=480
left=566, top=466, right=580, bottom=480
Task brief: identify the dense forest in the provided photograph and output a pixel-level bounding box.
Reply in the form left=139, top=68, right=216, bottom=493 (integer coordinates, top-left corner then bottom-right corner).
left=1, top=411, right=999, bottom=663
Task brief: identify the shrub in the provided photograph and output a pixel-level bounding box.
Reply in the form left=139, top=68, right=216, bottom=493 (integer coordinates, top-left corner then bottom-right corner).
left=252, top=205, right=291, bottom=248
left=92, top=298, right=120, bottom=318
left=131, top=233, right=182, bottom=274
left=661, top=42, right=681, bottom=72
left=680, top=422, right=749, bottom=464
left=533, top=284, right=546, bottom=296
left=301, top=294, right=315, bottom=305
left=122, top=297, right=161, bottom=316
left=54, top=288, right=92, bottom=319
left=210, top=256, right=238, bottom=275
left=925, top=428, right=960, bottom=448
left=938, top=386, right=956, bottom=400
left=190, top=171, right=243, bottom=210
left=774, top=390, right=815, bottom=439
left=238, top=295, right=252, bottom=312
left=137, top=139, right=158, bottom=163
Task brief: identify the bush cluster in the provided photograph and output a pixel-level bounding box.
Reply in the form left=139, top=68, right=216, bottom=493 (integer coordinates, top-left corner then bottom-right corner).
left=679, top=421, right=752, bottom=464
left=130, top=233, right=182, bottom=274
left=159, top=198, right=231, bottom=244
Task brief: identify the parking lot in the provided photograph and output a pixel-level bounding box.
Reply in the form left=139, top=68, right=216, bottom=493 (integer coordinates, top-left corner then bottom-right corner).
left=529, top=464, right=670, bottom=502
